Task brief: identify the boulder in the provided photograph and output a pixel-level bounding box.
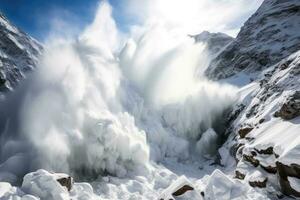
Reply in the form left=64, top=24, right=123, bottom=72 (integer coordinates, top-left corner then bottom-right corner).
left=238, top=127, right=253, bottom=138
left=243, top=154, right=259, bottom=167
left=56, top=175, right=73, bottom=191
left=254, top=146, right=273, bottom=155
left=235, top=170, right=245, bottom=180
left=249, top=178, right=268, bottom=188
left=274, top=91, right=300, bottom=120
left=276, top=162, right=300, bottom=197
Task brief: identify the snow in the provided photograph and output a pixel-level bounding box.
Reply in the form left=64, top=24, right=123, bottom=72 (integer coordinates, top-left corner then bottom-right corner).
left=202, top=169, right=268, bottom=200
left=196, top=128, right=218, bottom=156
left=288, top=177, right=300, bottom=193
left=22, top=170, right=70, bottom=200
left=0, top=0, right=299, bottom=199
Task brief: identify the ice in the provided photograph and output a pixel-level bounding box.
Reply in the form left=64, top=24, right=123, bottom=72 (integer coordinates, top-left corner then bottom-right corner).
left=202, top=170, right=268, bottom=200
left=21, top=169, right=70, bottom=200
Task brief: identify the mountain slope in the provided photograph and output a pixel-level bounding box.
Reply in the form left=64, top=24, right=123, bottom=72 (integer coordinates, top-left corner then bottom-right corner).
left=191, top=31, right=233, bottom=57
left=206, top=0, right=300, bottom=80
left=0, top=13, right=42, bottom=92
left=222, top=51, right=300, bottom=197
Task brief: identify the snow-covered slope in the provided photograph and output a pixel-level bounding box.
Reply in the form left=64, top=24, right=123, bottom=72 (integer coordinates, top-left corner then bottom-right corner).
left=206, top=0, right=300, bottom=80
left=0, top=13, right=42, bottom=92
left=222, top=36, right=300, bottom=198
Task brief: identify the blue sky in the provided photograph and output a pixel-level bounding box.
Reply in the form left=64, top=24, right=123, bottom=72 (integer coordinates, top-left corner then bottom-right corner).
left=0, top=0, right=125, bottom=41
left=0, top=0, right=263, bottom=42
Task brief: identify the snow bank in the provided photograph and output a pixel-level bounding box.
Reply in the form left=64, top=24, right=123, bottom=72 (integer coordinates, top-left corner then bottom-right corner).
left=202, top=169, right=268, bottom=200
left=21, top=170, right=70, bottom=200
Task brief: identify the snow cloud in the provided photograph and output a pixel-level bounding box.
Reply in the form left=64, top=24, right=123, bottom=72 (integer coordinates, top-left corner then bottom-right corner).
left=115, top=0, right=263, bottom=36
left=0, top=0, right=254, bottom=180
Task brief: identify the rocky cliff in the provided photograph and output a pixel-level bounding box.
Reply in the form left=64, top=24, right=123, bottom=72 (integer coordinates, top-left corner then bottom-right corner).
left=0, top=13, right=42, bottom=93
left=206, top=0, right=300, bottom=80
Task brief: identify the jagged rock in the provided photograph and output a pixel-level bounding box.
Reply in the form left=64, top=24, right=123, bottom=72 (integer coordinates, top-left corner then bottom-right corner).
left=243, top=154, right=260, bottom=167
left=254, top=146, right=273, bottom=155
left=56, top=175, right=73, bottom=191
left=258, top=118, right=265, bottom=124
left=249, top=177, right=268, bottom=188
left=0, top=13, right=42, bottom=92
left=235, top=170, right=246, bottom=180
left=206, top=0, right=300, bottom=80
left=260, top=164, right=277, bottom=174
left=172, top=185, right=194, bottom=196
left=238, top=127, right=253, bottom=138
left=274, top=91, right=300, bottom=120
left=276, top=162, right=300, bottom=197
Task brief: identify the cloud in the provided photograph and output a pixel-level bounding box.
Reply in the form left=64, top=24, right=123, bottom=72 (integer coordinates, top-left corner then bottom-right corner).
left=114, top=0, right=264, bottom=36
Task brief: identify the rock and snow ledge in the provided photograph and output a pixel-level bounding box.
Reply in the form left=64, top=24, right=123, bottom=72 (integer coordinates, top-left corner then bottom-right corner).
left=0, top=169, right=95, bottom=200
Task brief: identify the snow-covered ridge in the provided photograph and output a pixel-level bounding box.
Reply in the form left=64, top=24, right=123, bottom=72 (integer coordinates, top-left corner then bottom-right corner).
left=224, top=50, right=300, bottom=198
left=0, top=13, right=42, bottom=92
left=206, top=0, right=300, bottom=80
left=190, top=31, right=233, bottom=56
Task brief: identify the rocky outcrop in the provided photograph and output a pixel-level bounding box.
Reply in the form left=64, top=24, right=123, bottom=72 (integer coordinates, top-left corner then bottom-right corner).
left=276, top=162, right=300, bottom=197
left=249, top=177, right=268, bottom=188
left=191, top=31, right=233, bottom=56
left=56, top=175, right=73, bottom=191
left=0, top=13, right=42, bottom=92
left=226, top=50, right=300, bottom=197
left=238, top=126, right=253, bottom=138
left=206, top=0, right=300, bottom=80
left=172, top=185, right=194, bottom=197
left=274, top=91, right=300, bottom=120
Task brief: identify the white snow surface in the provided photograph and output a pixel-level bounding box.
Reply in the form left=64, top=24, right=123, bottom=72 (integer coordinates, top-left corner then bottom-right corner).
left=0, top=1, right=299, bottom=200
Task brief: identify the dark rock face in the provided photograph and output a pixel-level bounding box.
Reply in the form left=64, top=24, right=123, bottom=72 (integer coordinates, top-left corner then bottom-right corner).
left=56, top=175, right=73, bottom=191
left=274, top=91, right=300, bottom=120
left=243, top=154, right=260, bottom=167
left=206, top=0, right=300, bottom=80
left=238, top=127, right=253, bottom=138
left=249, top=177, right=268, bottom=188
left=254, top=147, right=273, bottom=155
left=235, top=170, right=246, bottom=180
left=0, top=13, right=42, bottom=92
left=276, top=162, right=300, bottom=197
left=172, top=185, right=194, bottom=197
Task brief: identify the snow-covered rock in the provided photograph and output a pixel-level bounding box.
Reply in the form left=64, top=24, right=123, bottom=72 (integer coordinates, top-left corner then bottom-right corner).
left=191, top=31, right=233, bottom=56
left=21, top=170, right=71, bottom=200
left=223, top=50, right=300, bottom=197
left=206, top=0, right=300, bottom=80
left=0, top=13, right=42, bottom=92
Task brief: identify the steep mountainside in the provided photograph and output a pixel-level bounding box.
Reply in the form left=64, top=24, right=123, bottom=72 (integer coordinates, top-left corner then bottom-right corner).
left=191, top=31, right=233, bottom=56
left=223, top=51, right=300, bottom=197
left=0, top=13, right=42, bottom=92
left=206, top=0, right=300, bottom=80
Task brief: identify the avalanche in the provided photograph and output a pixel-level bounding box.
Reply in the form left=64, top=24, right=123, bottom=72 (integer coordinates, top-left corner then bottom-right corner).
left=0, top=1, right=274, bottom=200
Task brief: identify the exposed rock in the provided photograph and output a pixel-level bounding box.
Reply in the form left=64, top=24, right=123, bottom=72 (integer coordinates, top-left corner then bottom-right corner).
left=56, top=175, right=73, bottom=191
left=258, top=118, right=265, bottom=124
left=172, top=185, right=194, bottom=196
left=243, top=154, right=260, bottom=167
left=238, top=127, right=254, bottom=138
left=254, top=146, right=273, bottom=155
left=206, top=0, right=300, bottom=80
left=235, top=170, right=246, bottom=180
left=0, top=13, right=42, bottom=92
left=260, top=164, right=277, bottom=174
left=274, top=91, right=300, bottom=120
left=249, top=177, right=268, bottom=188
left=276, top=162, right=300, bottom=197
